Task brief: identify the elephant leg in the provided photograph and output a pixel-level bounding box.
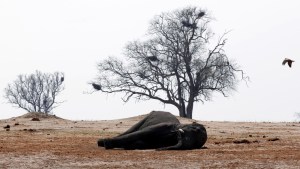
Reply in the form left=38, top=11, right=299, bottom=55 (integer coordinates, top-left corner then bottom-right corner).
left=116, top=115, right=149, bottom=137
left=102, top=123, right=176, bottom=149
left=98, top=139, right=105, bottom=147
left=123, top=140, right=149, bottom=150
left=98, top=115, right=150, bottom=147
left=156, top=130, right=183, bottom=150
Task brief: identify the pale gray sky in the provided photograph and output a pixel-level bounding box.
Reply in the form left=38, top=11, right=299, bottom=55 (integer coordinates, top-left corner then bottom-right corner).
left=1, top=0, right=300, bottom=121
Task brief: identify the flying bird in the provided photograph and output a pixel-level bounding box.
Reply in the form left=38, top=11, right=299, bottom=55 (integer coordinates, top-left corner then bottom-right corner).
left=92, top=83, right=101, bottom=90
left=282, top=58, right=295, bottom=68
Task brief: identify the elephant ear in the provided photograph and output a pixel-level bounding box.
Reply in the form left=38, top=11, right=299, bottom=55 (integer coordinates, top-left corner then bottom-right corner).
left=191, top=122, right=206, bottom=131
left=180, top=123, right=207, bottom=149
left=191, top=123, right=208, bottom=149
left=156, top=130, right=183, bottom=151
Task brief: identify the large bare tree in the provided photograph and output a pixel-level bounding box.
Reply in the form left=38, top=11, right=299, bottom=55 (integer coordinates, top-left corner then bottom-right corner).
left=94, top=7, right=246, bottom=119
left=4, top=70, right=65, bottom=115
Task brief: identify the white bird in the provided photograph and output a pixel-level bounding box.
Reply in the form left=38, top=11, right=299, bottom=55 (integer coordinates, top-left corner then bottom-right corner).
left=282, top=58, right=294, bottom=68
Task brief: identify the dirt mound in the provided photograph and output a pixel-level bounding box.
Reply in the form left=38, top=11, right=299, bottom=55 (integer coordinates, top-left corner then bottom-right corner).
left=19, top=112, right=65, bottom=120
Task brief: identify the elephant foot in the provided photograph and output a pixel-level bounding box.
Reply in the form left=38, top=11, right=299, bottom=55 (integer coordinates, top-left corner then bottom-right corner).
left=103, top=139, right=114, bottom=149
left=98, top=138, right=114, bottom=149
left=97, top=139, right=105, bottom=147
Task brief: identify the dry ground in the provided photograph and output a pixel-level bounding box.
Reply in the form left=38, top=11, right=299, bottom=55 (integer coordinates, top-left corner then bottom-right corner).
left=0, top=112, right=300, bottom=169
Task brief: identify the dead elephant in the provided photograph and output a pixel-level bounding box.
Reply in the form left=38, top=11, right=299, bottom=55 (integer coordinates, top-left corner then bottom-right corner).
left=97, top=111, right=207, bottom=150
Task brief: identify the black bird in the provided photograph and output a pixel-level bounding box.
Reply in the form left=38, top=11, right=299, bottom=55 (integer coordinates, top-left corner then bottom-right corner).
left=282, top=58, right=295, bottom=68
left=60, top=77, right=64, bottom=82
left=197, top=11, right=205, bottom=18
left=191, top=23, right=197, bottom=29
left=147, top=56, right=159, bottom=62
left=92, top=83, right=101, bottom=90
left=181, top=20, right=197, bottom=29
left=138, top=71, right=148, bottom=79
left=181, top=20, right=192, bottom=27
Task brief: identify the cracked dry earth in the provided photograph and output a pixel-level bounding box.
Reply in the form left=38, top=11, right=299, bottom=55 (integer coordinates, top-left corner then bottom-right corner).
left=0, top=113, right=300, bottom=169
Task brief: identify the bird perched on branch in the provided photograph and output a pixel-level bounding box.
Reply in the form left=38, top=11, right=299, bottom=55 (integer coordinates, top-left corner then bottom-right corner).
left=60, top=77, right=64, bottom=82
left=181, top=20, right=197, bottom=29
left=197, top=11, right=205, bottom=18
left=147, top=56, right=159, bottom=62
left=282, top=58, right=295, bottom=68
left=138, top=70, right=148, bottom=79
left=92, top=83, right=101, bottom=90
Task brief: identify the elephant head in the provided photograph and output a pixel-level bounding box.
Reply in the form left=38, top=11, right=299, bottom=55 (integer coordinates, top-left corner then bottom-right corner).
left=179, top=122, right=207, bottom=149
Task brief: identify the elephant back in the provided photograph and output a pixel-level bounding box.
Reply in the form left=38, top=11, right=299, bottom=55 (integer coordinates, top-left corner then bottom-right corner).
left=139, top=111, right=180, bottom=130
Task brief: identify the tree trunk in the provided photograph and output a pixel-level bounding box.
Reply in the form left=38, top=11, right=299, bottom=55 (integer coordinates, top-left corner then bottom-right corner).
left=186, top=98, right=194, bottom=119
left=176, top=95, right=195, bottom=119
left=186, top=104, right=193, bottom=119
left=178, top=100, right=187, bottom=118
left=177, top=98, right=195, bottom=119
left=179, top=109, right=186, bottom=118
left=176, top=81, right=186, bottom=118
left=179, top=107, right=186, bottom=118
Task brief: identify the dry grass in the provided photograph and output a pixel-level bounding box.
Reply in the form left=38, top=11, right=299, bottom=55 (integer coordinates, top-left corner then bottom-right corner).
left=0, top=112, right=300, bottom=168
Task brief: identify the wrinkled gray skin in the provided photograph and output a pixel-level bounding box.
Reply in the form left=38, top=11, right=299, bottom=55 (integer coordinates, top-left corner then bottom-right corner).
left=98, top=111, right=207, bottom=150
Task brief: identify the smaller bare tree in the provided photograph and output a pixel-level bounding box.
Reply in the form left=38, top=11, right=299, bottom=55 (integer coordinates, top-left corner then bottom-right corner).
left=4, top=70, right=65, bottom=115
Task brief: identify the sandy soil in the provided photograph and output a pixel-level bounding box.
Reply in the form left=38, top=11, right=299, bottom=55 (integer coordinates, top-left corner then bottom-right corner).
left=0, top=112, right=300, bottom=169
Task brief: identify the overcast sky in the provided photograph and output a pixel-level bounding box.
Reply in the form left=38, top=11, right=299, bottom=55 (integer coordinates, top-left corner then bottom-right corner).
left=1, top=0, right=300, bottom=121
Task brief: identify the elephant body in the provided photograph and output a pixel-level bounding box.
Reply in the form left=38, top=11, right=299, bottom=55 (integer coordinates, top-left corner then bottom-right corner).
left=98, top=111, right=207, bottom=150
